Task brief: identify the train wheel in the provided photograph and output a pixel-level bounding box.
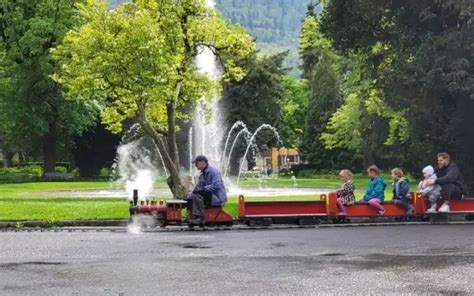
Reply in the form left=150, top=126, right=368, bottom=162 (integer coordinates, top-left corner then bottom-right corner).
left=421, top=215, right=430, bottom=222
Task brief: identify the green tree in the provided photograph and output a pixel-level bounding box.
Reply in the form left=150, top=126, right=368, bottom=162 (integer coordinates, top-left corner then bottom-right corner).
left=281, top=75, right=307, bottom=148
left=320, top=0, right=474, bottom=186
left=52, top=0, right=254, bottom=197
left=320, top=54, right=410, bottom=168
left=299, top=3, right=324, bottom=79
left=298, top=14, right=349, bottom=170
left=300, top=53, right=345, bottom=169
left=0, top=0, right=98, bottom=173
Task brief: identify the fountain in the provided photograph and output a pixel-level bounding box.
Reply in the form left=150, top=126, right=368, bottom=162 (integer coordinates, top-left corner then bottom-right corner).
left=222, top=121, right=248, bottom=165
left=223, top=127, right=252, bottom=177
left=109, top=124, right=169, bottom=201
left=236, top=124, right=281, bottom=185
left=113, top=140, right=155, bottom=201
left=193, top=0, right=223, bottom=166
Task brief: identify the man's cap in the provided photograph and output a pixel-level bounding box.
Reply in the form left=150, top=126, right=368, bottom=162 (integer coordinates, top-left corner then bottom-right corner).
left=192, top=155, right=208, bottom=163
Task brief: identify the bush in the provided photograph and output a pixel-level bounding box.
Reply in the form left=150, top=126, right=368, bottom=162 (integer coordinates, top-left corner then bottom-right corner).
left=99, top=167, right=112, bottom=179
left=278, top=168, right=292, bottom=177
left=239, top=170, right=262, bottom=180
left=55, top=166, right=68, bottom=173
left=27, top=161, right=70, bottom=171
left=72, top=168, right=80, bottom=178
left=0, top=165, right=43, bottom=183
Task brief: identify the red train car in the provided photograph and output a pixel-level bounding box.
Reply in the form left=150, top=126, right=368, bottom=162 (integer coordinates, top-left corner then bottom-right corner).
left=238, top=192, right=474, bottom=224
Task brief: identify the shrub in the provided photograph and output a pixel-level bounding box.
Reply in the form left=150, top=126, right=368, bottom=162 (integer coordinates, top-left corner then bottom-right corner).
left=72, top=168, right=80, bottom=178
left=99, top=167, right=112, bottom=179
left=0, top=165, right=43, bottom=183
left=55, top=166, right=68, bottom=173
left=239, top=170, right=262, bottom=180
left=27, top=162, right=70, bottom=171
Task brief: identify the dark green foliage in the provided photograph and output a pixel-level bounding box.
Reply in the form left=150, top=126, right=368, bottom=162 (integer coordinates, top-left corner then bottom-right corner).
left=221, top=52, right=288, bottom=133
left=300, top=54, right=350, bottom=169
left=73, top=124, right=121, bottom=178
left=0, top=165, right=43, bottom=183
left=0, top=0, right=98, bottom=173
left=280, top=75, right=308, bottom=147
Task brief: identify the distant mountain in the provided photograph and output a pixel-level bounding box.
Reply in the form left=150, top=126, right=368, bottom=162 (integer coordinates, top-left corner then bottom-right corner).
left=216, top=0, right=317, bottom=75
left=109, top=0, right=317, bottom=75
left=109, top=0, right=126, bottom=9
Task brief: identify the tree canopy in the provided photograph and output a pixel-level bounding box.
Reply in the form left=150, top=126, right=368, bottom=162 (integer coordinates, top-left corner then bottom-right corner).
left=0, top=0, right=98, bottom=172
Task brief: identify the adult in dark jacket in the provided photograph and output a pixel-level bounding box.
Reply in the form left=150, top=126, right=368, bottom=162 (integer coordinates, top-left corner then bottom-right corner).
left=426, top=152, right=465, bottom=212
left=187, top=155, right=228, bottom=225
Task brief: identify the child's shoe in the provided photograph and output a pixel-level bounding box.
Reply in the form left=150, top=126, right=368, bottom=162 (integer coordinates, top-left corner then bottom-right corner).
left=378, top=210, right=385, bottom=216
left=438, top=203, right=450, bottom=213
left=426, top=205, right=437, bottom=213
left=406, top=207, right=414, bottom=216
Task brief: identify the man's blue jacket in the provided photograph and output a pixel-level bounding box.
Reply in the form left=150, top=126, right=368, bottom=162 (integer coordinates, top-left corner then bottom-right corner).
left=196, top=165, right=228, bottom=206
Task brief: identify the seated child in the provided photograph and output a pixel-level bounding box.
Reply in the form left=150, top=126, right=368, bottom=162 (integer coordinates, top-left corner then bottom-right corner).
left=335, top=169, right=356, bottom=216
left=362, top=165, right=387, bottom=215
left=418, top=165, right=442, bottom=213
left=391, top=168, right=414, bottom=216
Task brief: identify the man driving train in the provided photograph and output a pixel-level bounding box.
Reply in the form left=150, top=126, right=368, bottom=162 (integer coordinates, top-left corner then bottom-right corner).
left=187, top=155, right=227, bottom=225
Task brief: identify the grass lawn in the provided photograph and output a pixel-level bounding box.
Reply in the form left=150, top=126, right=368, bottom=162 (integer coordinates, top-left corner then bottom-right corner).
left=0, top=181, right=126, bottom=221
left=0, top=176, right=418, bottom=222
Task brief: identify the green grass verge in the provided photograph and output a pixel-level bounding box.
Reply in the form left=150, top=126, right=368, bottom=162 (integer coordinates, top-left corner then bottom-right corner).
left=0, top=198, right=127, bottom=221
left=0, top=181, right=127, bottom=221
left=0, top=176, right=418, bottom=221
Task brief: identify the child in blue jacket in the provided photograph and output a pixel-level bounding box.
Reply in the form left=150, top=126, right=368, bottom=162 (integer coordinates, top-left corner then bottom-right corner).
left=391, top=168, right=414, bottom=216
left=362, top=165, right=386, bottom=215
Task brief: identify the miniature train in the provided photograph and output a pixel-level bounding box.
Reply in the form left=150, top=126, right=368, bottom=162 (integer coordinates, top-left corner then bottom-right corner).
left=128, top=190, right=474, bottom=228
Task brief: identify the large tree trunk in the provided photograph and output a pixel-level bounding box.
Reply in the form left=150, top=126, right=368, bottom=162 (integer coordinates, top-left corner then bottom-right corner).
left=42, top=125, right=57, bottom=174
left=3, top=151, right=14, bottom=168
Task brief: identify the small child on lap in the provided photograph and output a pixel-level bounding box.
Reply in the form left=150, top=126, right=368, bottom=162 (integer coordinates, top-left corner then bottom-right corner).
left=335, top=169, right=355, bottom=216
left=391, top=168, right=414, bottom=216
left=418, top=165, right=442, bottom=213
left=362, top=165, right=387, bottom=215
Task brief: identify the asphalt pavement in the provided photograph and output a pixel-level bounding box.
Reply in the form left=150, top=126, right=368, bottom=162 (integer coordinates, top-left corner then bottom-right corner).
left=1, top=225, right=473, bottom=295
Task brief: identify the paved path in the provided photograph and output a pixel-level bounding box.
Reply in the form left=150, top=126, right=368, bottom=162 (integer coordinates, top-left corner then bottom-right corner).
left=1, top=225, right=473, bottom=295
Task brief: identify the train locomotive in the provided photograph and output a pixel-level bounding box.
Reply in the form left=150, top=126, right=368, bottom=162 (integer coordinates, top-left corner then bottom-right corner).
left=129, top=189, right=474, bottom=228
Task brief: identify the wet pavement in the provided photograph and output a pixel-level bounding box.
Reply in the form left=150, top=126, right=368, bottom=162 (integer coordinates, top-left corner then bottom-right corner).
left=1, top=225, right=473, bottom=295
